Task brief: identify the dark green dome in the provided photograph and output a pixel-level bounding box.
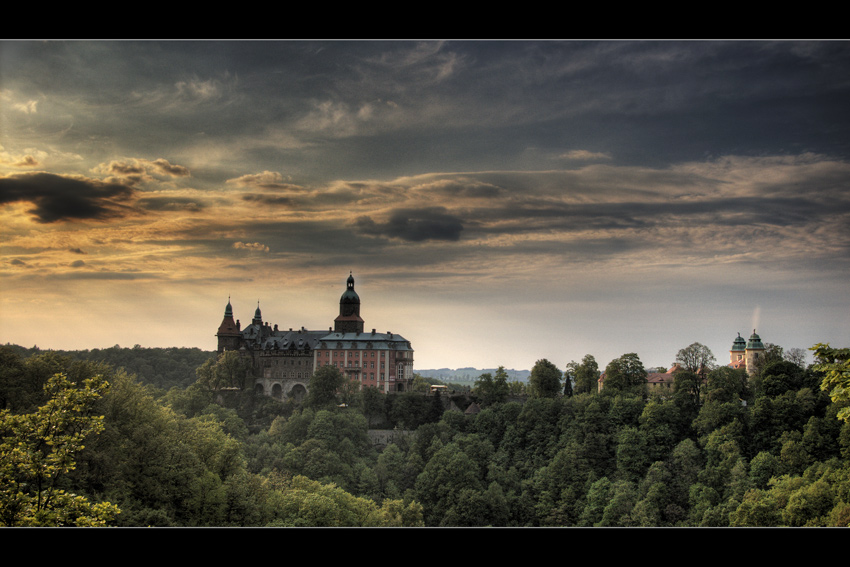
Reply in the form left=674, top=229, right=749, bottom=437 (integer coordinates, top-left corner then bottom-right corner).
left=747, top=330, right=764, bottom=349
left=731, top=333, right=746, bottom=351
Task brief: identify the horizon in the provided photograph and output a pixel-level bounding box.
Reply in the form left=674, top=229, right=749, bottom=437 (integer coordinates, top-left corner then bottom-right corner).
left=2, top=41, right=848, bottom=372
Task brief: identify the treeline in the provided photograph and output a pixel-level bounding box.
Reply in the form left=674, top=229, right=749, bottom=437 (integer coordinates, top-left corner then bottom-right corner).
left=0, top=347, right=424, bottom=526
left=3, top=343, right=213, bottom=390
left=2, top=342, right=849, bottom=527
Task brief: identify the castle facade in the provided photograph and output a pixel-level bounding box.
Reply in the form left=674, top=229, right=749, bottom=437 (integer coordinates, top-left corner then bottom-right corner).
left=729, top=330, right=766, bottom=375
left=216, top=273, right=414, bottom=400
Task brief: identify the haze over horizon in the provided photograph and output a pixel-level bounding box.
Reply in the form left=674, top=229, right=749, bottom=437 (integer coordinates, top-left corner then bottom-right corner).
left=2, top=41, right=848, bottom=372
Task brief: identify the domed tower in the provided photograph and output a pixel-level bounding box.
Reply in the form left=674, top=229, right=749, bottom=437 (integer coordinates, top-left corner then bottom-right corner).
left=334, top=272, right=365, bottom=334
left=217, top=297, right=242, bottom=353
left=730, top=332, right=746, bottom=366
left=745, top=329, right=765, bottom=374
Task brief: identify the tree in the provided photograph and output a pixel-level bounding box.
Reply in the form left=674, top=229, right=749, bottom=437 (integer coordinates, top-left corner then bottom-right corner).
left=474, top=367, right=509, bottom=405
left=574, top=355, right=600, bottom=395
left=675, top=342, right=716, bottom=375
left=195, top=351, right=252, bottom=391
left=811, top=343, right=850, bottom=422
left=0, top=373, right=120, bottom=526
left=673, top=369, right=704, bottom=414
left=528, top=359, right=562, bottom=398
left=307, top=365, right=346, bottom=408
left=563, top=362, right=576, bottom=397
left=603, top=353, right=647, bottom=397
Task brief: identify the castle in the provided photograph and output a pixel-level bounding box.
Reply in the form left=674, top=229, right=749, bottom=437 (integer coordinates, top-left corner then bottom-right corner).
left=216, top=273, right=414, bottom=401
left=729, top=330, right=765, bottom=375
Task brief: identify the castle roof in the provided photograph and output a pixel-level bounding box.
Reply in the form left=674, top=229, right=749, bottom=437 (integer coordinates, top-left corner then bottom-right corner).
left=731, top=332, right=746, bottom=352
left=747, top=330, right=764, bottom=350
left=319, top=331, right=413, bottom=351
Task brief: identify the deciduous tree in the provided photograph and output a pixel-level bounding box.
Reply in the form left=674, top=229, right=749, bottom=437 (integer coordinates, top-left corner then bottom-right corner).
left=676, top=342, right=717, bottom=375
left=528, top=359, right=562, bottom=398
left=574, top=355, right=599, bottom=395
left=307, top=365, right=346, bottom=408
left=811, top=343, right=850, bottom=422
left=0, top=373, right=120, bottom=526
left=603, top=353, right=647, bottom=397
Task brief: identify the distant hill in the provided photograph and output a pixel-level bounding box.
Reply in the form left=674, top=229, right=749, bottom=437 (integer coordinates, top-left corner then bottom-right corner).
left=3, top=343, right=215, bottom=390
left=415, top=368, right=530, bottom=383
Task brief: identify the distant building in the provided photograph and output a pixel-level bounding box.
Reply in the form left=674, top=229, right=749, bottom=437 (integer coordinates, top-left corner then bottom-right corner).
left=216, top=273, right=414, bottom=400
left=646, top=364, right=681, bottom=393
left=729, top=330, right=765, bottom=375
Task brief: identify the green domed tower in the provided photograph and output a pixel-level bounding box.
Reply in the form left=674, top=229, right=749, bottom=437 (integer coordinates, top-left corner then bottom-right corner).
left=745, top=329, right=765, bottom=374
left=730, top=332, right=746, bottom=365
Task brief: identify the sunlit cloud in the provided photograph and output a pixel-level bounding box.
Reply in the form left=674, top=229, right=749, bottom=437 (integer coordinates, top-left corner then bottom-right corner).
left=233, top=241, right=270, bottom=252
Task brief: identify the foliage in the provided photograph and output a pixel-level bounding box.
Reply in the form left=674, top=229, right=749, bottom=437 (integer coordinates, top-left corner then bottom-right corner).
left=195, top=351, right=253, bottom=391
left=603, top=353, right=648, bottom=397
left=574, top=355, right=600, bottom=395
left=528, top=359, right=562, bottom=398
left=811, top=343, right=850, bottom=422
left=0, top=373, right=119, bottom=526
left=474, top=366, right=510, bottom=406
left=4, top=341, right=850, bottom=528
left=307, top=365, right=346, bottom=408
left=675, top=342, right=717, bottom=374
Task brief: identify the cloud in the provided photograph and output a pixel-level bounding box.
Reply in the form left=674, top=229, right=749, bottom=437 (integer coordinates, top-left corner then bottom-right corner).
left=13, top=100, right=38, bottom=114
left=355, top=207, right=464, bottom=242
left=174, top=77, right=228, bottom=103
left=0, top=172, right=136, bottom=223
left=0, top=152, right=40, bottom=168
left=233, top=241, right=270, bottom=252
left=559, top=150, right=612, bottom=161
left=70, top=260, right=86, bottom=268
left=137, top=196, right=207, bottom=212
left=149, top=159, right=190, bottom=178
left=240, top=193, right=295, bottom=207
left=93, top=158, right=190, bottom=183
left=227, top=171, right=302, bottom=191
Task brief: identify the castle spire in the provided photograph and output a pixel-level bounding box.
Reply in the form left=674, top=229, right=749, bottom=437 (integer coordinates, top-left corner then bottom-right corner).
left=334, top=272, right=364, bottom=334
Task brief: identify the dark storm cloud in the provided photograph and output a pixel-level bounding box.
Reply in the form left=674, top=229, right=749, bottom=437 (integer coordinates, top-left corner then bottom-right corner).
left=355, top=207, right=464, bottom=242
left=0, top=172, right=135, bottom=223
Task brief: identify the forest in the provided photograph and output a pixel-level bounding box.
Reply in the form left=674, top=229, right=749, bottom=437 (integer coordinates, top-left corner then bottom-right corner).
left=1, top=340, right=849, bottom=527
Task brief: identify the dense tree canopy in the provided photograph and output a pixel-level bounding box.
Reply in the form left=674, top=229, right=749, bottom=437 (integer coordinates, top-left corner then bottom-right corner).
left=2, top=341, right=849, bottom=527
left=812, top=343, right=850, bottom=422
left=0, top=373, right=119, bottom=526
left=528, top=359, right=562, bottom=398
left=603, top=353, right=648, bottom=397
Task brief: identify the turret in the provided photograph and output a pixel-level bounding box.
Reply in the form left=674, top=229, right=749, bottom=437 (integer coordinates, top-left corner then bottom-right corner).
left=252, top=301, right=263, bottom=327
left=217, top=297, right=241, bottom=353
left=334, top=272, right=365, bottom=333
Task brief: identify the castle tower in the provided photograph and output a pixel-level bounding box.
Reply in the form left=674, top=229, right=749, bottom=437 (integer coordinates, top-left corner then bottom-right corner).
left=730, top=332, right=746, bottom=365
left=252, top=301, right=263, bottom=327
left=745, top=329, right=765, bottom=375
left=334, top=272, right=365, bottom=333
left=216, top=297, right=241, bottom=353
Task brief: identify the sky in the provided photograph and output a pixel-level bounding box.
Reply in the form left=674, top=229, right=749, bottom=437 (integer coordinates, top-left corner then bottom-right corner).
left=1, top=40, right=849, bottom=372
